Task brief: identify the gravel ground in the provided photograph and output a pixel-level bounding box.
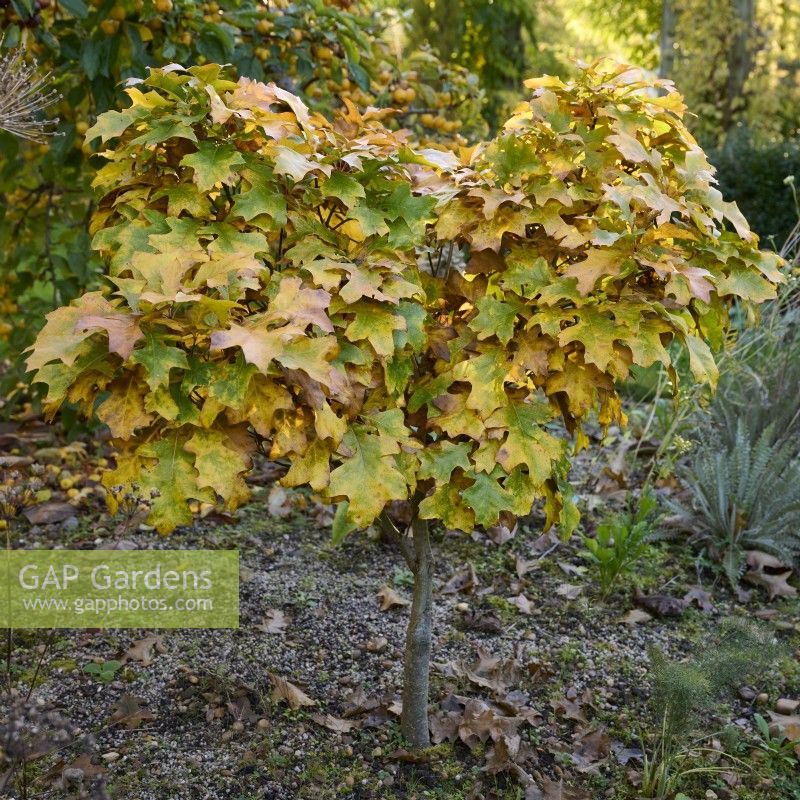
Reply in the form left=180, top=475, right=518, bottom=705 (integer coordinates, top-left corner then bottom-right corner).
left=3, top=443, right=799, bottom=800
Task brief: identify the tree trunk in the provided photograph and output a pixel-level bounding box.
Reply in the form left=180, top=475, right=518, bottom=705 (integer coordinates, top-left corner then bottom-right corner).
left=400, top=515, right=433, bottom=749
left=659, top=0, right=677, bottom=79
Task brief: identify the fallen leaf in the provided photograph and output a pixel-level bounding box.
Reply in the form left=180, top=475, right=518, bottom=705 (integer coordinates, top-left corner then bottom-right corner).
left=123, top=635, right=166, bottom=666
left=572, top=727, right=611, bottom=770
left=509, top=593, right=534, bottom=615
left=269, top=673, right=315, bottom=709
left=767, top=712, right=800, bottom=741
left=555, top=582, right=583, bottom=600
left=540, top=776, right=591, bottom=800
left=516, top=554, right=540, bottom=578
left=550, top=695, right=588, bottom=724
left=23, top=501, right=77, bottom=525
left=266, top=485, right=294, bottom=517
left=109, top=694, right=155, bottom=730
left=461, top=608, right=503, bottom=634
left=257, top=608, right=289, bottom=634
left=618, top=609, right=652, bottom=625
left=744, top=568, right=797, bottom=600
left=633, top=588, right=687, bottom=617
left=377, top=585, right=410, bottom=610
left=746, top=550, right=790, bottom=571
left=442, top=563, right=480, bottom=594
left=486, top=522, right=517, bottom=545
left=683, top=586, right=715, bottom=612
left=311, top=713, right=358, bottom=733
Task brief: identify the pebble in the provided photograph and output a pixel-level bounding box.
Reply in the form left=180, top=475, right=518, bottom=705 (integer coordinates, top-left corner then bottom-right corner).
left=102, top=751, right=120, bottom=763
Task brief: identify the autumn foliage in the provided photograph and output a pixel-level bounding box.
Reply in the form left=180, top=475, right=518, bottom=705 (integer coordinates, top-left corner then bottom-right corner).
left=27, top=60, right=782, bottom=536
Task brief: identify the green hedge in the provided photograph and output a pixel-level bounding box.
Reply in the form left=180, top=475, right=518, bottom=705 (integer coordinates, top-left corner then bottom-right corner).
left=709, top=138, right=800, bottom=249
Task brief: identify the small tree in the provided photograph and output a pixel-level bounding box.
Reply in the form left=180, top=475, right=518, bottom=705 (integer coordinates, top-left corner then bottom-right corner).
left=28, top=60, right=781, bottom=748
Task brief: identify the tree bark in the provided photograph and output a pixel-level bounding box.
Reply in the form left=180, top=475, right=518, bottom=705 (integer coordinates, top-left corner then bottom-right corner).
left=659, top=0, right=677, bottom=79
left=400, top=515, right=433, bottom=749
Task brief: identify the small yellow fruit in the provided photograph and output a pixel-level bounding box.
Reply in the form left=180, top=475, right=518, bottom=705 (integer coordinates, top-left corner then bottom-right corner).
left=420, top=113, right=435, bottom=128
left=60, top=478, right=74, bottom=491
left=0, top=520, right=7, bottom=531
left=290, top=28, right=303, bottom=43
left=67, top=488, right=80, bottom=499
left=109, top=5, right=126, bottom=20
left=75, top=120, right=89, bottom=135
left=391, top=88, right=407, bottom=106
left=256, top=18, right=272, bottom=34
left=155, top=0, right=173, bottom=12
left=315, top=45, right=334, bottom=61
left=99, top=18, right=120, bottom=35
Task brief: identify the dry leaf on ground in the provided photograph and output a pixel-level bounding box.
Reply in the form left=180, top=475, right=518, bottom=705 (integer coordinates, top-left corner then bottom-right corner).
left=376, top=585, right=410, bottom=610
left=257, top=608, right=289, bottom=634
left=123, top=635, right=167, bottom=665
left=269, top=673, right=315, bottom=709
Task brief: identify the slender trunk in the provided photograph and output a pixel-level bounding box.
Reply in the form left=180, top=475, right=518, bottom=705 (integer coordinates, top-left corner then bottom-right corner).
left=400, top=515, right=433, bottom=749
left=659, top=0, right=677, bottom=79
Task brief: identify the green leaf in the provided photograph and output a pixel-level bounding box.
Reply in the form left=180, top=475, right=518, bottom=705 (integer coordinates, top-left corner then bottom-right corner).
left=331, top=501, right=359, bottom=544
left=320, top=172, right=366, bottom=208
left=419, top=483, right=475, bottom=531
left=462, top=470, right=515, bottom=528
left=345, top=304, right=406, bottom=358
left=328, top=429, right=408, bottom=527
left=130, top=333, right=190, bottom=391
left=233, top=177, right=288, bottom=224
left=487, top=402, right=563, bottom=485
left=470, top=296, right=517, bottom=344
left=181, top=142, right=245, bottom=193
left=418, top=441, right=472, bottom=483
left=138, top=433, right=214, bottom=534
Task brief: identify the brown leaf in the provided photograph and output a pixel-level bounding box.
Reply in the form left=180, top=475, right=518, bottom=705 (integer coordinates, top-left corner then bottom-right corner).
left=551, top=696, right=588, bottom=724
left=746, top=550, right=790, bottom=571
left=744, top=568, right=797, bottom=600
left=267, top=485, right=294, bottom=518
left=123, top=635, right=166, bottom=666
left=618, top=608, right=652, bottom=625
left=516, top=554, right=540, bottom=578
left=555, top=582, right=583, bottom=600
left=376, top=585, right=410, bottom=610
left=257, top=608, right=289, bottom=634
left=269, top=673, right=315, bottom=709
left=683, top=586, right=715, bottom=612
left=486, top=521, right=517, bottom=545
left=429, top=709, right=462, bottom=744
left=633, top=588, right=687, bottom=617
left=23, top=501, right=77, bottom=525
left=110, top=694, right=155, bottom=730
left=509, top=593, right=534, bottom=615
left=767, top=712, right=800, bottom=741
left=540, top=776, right=591, bottom=800
left=461, top=608, right=503, bottom=634
left=442, top=563, right=480, bottom=594
left=572, top=727, right=611, bottom=770
left=311, top=713, right=358, bottom=733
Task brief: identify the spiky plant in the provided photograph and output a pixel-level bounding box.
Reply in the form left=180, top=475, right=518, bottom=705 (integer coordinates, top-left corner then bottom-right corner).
left=711, top=322, right=800, bottom=453
left=641, top=619, right=779, bottom=798
left=0, top=47, right=60, bottom=142
left=668, top=420, right=800, bottom=586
